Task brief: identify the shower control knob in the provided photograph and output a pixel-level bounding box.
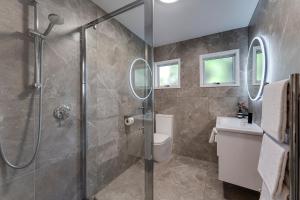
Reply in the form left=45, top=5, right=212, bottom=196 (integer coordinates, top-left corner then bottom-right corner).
left=53, top=105, right=71, bottom=121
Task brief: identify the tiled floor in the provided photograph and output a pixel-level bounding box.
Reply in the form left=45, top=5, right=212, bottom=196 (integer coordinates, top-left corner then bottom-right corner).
left=95, top=155, right=259, bottom=200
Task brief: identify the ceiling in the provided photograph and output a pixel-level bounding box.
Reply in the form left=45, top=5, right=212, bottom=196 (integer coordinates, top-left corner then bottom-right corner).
left=91, top=0, right=259, bottom=47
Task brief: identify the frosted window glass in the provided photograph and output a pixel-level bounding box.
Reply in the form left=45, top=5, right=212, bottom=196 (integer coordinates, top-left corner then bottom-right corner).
left=256, top=52, right=263, bottom=82
left=204, top=56, right=234, bottom=84
left=134, top=68, right=146, bottom=87
left=159, top=64, right=179, bottom=87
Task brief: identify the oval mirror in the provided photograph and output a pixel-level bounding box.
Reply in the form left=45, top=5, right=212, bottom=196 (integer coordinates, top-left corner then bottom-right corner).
left=246, top=36, right=267, bottom=101
left=129, top=58, right=153, bottom=100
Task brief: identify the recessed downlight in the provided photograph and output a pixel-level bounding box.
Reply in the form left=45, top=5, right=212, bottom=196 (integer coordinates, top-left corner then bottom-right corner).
left=159, top=0, right=179, bottom=4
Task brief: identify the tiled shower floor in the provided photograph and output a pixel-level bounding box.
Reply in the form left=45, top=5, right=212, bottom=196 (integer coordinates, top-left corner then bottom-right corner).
left=95, top=155, right=259, bottom=200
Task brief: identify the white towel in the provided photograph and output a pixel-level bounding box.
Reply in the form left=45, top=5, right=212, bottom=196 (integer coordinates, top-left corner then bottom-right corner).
left=209, top=127, right=217, bottom=143
left=261, top=80, right=288, bottom=143
left=258, top=134, right=289, bottom=198
left=260, top=183, right=289, bottom=200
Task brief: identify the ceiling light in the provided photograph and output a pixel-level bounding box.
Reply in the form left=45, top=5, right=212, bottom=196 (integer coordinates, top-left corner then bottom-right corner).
left=159, top=0, right=179, bottom=4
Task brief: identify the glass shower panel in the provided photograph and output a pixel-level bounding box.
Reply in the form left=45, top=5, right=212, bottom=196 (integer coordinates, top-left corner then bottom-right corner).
left=85, top=2, right=153, bottom=200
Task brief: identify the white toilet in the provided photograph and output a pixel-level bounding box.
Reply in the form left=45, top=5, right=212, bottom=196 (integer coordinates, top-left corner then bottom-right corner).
left=153, top=114, right=174, bottom=162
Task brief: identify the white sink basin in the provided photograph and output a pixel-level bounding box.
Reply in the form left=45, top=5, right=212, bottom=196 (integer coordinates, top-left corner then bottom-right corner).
left=216, top=117, right=263, bottom=136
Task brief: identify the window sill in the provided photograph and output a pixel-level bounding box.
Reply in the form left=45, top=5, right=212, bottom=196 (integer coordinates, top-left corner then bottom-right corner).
left=200, top=84, right=240, bottom=88
left=155, top=86, right=181, bottom=90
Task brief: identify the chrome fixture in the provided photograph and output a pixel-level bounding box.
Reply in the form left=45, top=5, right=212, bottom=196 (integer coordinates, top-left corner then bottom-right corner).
left=83, top=0, right=143, bottom=29
left=29, top=13, right=64, bottom=38
left=29, top=11, right=64, bottom=88
left=0, top=0, right=63, bottom=169
left=43, top=14, right=64, bottom=36
left=53, top=105, right=71, bottom=121
left=159, top=0, right=179, bottom=4
left=289, top=73, right=300, bottom=200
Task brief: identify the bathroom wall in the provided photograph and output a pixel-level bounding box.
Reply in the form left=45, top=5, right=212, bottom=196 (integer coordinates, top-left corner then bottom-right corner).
left=86, top=13, right=146, bottom=197
left=0, top=0, right=146, bottom=199
left=154, top=28, right=249, bottom=162
left=249, top=0, right=300, bottom=123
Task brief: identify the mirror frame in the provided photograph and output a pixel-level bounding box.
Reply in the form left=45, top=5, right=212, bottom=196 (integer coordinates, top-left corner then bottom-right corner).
left=246, top=36, right=268, bottom=101
left=129, top=58, right=153, bottom=101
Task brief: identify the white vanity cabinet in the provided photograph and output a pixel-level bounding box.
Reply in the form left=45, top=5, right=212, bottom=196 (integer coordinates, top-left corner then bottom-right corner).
left=216, top=117, right=263, bottom=191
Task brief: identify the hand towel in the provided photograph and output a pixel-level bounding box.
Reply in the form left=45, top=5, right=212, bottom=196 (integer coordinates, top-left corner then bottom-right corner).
left=261, top=79, right=289, bottom=143
left=260, top=183, right=289, bottom=200
left=258, top=134, right=289, bottom=198
left=209, top=127, right=217, bottom=143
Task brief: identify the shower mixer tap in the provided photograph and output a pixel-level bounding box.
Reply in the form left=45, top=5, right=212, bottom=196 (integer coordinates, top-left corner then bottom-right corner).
left=53, top=105, right=71, bottom=121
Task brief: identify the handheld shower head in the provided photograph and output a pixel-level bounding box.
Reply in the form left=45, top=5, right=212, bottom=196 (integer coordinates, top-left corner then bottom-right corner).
left=43, top=14, right=64, bottom=36
left=48, top=14, right=64, bottom=25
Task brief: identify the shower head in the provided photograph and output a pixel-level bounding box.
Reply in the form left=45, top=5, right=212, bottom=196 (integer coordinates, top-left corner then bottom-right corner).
left=43, top=14, right=64, bottom=36
left=48, top=14, right=64, bottom=25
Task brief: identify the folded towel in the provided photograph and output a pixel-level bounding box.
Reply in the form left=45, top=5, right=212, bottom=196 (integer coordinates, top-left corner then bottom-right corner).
left=261, top=80, right=288, bottom=143
left=260, top=183, right=289, bottom=200
left=209, top=127, right=218, bottom=143
left=258, top=134, right=289, bottom=198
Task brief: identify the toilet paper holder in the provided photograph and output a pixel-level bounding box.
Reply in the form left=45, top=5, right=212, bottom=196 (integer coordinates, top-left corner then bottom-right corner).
left=124, top=116, right=135, bottom=126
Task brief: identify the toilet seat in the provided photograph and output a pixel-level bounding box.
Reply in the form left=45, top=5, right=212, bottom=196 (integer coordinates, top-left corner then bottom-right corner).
left=154, top=133, right=170, bottom=145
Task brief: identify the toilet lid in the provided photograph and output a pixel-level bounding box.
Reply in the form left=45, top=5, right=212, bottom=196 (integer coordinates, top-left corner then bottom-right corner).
left=154, top=133, right=170, bottom=145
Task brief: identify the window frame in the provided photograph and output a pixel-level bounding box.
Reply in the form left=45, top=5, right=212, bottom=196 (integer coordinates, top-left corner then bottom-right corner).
left=154, top=58, right=181, bottom=89
left=199, top=49, right=240, bottom=87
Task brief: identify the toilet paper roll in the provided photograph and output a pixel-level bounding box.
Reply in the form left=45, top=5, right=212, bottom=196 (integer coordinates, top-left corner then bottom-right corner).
left=125, top=117, right=135, bottom=126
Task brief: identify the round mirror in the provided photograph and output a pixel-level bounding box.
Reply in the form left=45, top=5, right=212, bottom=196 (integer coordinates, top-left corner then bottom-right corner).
left=246, top=36, right=267, bottom=101
left=129, top=58, right=153, bottom=100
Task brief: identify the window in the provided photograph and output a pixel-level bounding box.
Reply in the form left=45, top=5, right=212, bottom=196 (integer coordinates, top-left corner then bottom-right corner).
left=155, top=59, right=180, bottom=89
left=200, top=49, right=240, bottom=87
left=252, top=46, right=263, bottom=85
left=134, top=68, right=149, bottom=88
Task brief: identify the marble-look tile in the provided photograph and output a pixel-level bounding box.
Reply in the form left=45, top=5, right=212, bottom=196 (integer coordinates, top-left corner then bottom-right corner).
left=0, top=172, right=35, bottom=200
left=35, top=153, right=81, bottom=200
left=0, top=0, right=147, bottom=198
left=208, top=97, right=239, bottom=119
left=96, top=117, right=119, bottom=147
left=96, top=89, right=120, bottom=119
left=84, top=4, right=147, bottom=197
left=0, top=0, right=98, bottom=198
left=36, top=97, right=80, bottom=169
left=154, top=28, right=249, bottom=162
left=0, top=134, right=35, bottom=185
left=249, top=0, right=300, bottom=124
left=94, top=155, right=259, bottom=200
left=96, top=161, right=145, bottom=200
left=87, top=146, right=99, bottom=197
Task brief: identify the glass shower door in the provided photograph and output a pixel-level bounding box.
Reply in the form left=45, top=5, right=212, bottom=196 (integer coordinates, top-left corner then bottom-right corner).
left=84, top=1, right=154, bottom=199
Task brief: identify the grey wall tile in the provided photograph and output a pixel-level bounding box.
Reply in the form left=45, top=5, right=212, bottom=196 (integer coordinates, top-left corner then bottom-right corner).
left=0, top=172, right=35, bottom=200
left=154, top=28, right=249, bottom=162
left=85, top=2, right=147, bottom=198
left=249, top=0, right=300, bottom=123
left=0, top=0, right=145, bottom=198
left=35, top=154, right=81, bottom=200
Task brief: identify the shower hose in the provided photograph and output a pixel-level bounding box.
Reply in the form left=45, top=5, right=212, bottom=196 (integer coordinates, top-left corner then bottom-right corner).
left=0, top=38, right=44, bottom=169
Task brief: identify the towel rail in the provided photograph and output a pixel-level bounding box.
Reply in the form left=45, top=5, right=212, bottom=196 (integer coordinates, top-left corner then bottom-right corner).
left=289, top=73, right=300, bottom=200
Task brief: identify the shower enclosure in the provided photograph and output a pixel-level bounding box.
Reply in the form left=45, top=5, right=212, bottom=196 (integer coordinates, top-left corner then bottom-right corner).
left=80, top=1, right=154, bottom=199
